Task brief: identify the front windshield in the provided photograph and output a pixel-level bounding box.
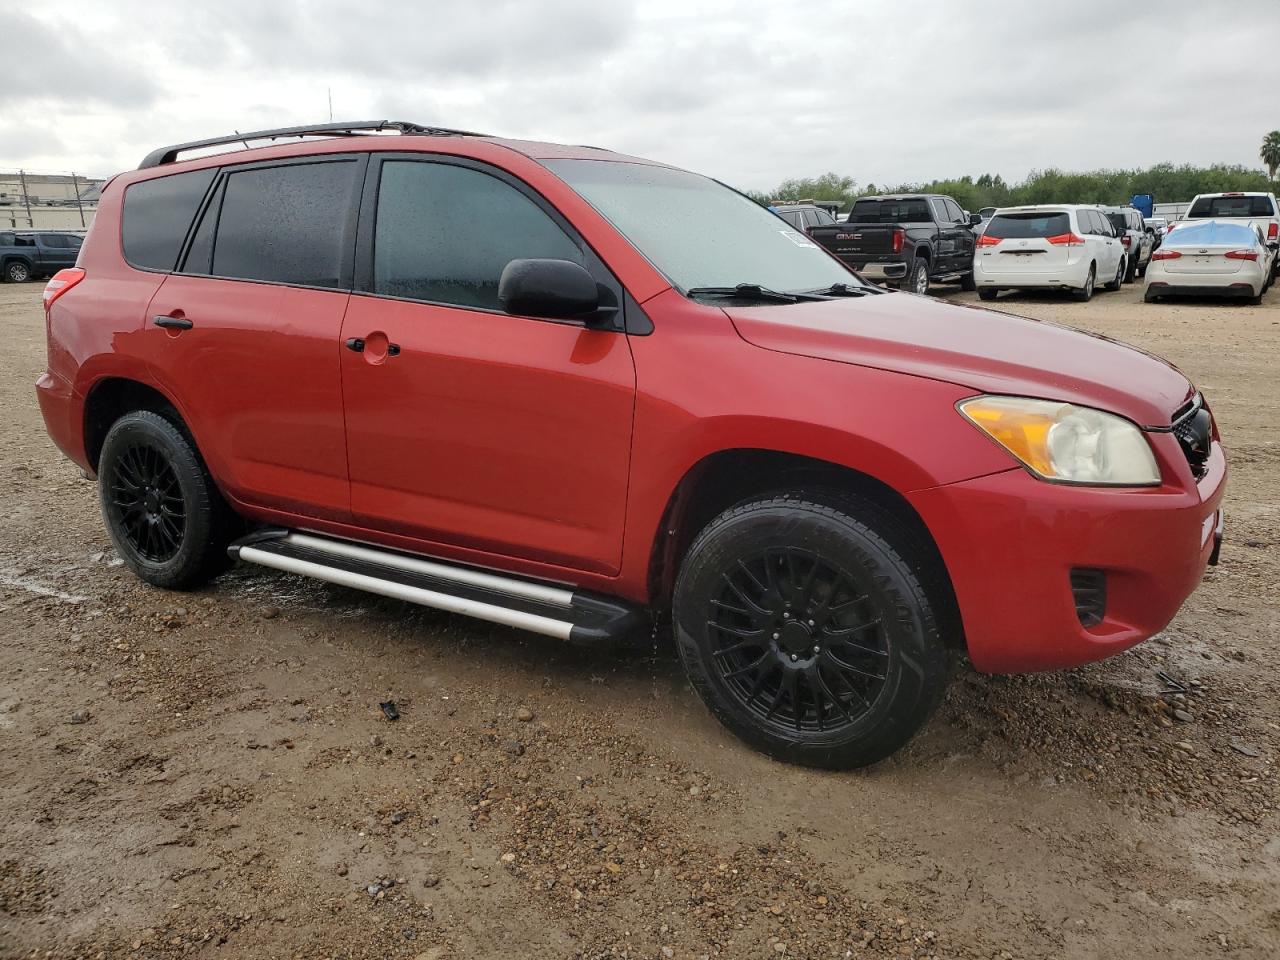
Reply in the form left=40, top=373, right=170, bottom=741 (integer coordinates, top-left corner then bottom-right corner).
left=543, top=159, right=864, bottom=294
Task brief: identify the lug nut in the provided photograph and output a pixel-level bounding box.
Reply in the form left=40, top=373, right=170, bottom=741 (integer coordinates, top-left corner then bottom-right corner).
left=790, top=654, right=798, bottom=662
left=782, top=612, right=791, bottom=619
left=772, top=632, right=780, bottom=640
left=812, top=645, right=820, bottom=653
left=807, top=619, right=814, bottom=626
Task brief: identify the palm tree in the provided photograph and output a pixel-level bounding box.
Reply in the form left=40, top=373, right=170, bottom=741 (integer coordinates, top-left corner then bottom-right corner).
left=1261, top=130, right=1280, bottom=182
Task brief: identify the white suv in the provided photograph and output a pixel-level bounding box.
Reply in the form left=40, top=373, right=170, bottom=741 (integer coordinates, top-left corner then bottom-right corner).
left=974, top=205, right=1125, bottom=302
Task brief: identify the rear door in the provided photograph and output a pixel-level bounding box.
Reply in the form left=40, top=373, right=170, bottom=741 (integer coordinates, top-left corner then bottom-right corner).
left=339, top=154, right=636, bottom=574
left=942, top=198, right=974, bottom=273
left=138, top=156, right=363, bottom=521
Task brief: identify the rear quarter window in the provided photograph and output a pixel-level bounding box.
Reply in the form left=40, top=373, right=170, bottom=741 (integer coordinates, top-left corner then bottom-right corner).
left=122, top=169, right=217, bottom=271
left=984, top=212, right=1071, bottom=239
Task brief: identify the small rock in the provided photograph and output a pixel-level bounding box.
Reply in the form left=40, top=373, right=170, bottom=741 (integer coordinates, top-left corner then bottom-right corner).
left=261, top=606, right=280, bottom=620
left=1174, top=740, right=1195, bottom=753
left=1172, top=709, right=1194, bottom=723
left=391, top=810, right=409, bottom=824
left=502, top=740, right=524, bottom=757
left=421, top=874, right=440, bottom=888
left=500, top=852, right=516, bottom=864
left=661, top=948, right=674, bottom=959
left=69, top=710, right=90, bottom=724
left=1230, top=741, right=1261, bottom=758
left=335, top=863, right=348, bottom=877
left=515, top=706, right=534, bottom=722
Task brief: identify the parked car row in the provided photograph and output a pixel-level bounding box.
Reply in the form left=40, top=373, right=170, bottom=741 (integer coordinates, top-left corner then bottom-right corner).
left=794, top=189, right=1278, bottom=305
left=0, top=230, right=84, bottom=283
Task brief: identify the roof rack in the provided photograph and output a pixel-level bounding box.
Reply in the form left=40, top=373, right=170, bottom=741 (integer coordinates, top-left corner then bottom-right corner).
left=137, top=120, right=485, bottom=170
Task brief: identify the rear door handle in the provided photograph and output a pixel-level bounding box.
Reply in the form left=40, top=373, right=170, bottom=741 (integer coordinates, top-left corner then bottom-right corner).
left=153, top=315, right=193, bottom=330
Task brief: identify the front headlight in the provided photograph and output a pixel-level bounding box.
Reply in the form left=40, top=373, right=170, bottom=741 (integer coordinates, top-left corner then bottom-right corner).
left=958, top=395, right=1160, bottom=486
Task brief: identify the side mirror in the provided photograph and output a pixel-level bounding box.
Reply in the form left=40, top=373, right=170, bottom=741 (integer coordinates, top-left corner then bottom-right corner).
left=969, top=213, right=983, bottom=226
left=498, top=258, right=600, bottom=321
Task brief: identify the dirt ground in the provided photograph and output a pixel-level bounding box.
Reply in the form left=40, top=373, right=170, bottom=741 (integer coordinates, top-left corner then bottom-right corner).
left=1, top=276, right=1277, bottom=960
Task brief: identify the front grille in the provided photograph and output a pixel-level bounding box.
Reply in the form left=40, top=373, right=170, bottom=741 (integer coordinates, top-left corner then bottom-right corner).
left=1070, top=568, right=1107, bottom=628
left=1171, top=393, right=1211, bottom=481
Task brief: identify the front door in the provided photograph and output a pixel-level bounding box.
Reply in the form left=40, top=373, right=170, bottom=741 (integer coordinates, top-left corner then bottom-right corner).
left=340, top=156, right=636, bottom=575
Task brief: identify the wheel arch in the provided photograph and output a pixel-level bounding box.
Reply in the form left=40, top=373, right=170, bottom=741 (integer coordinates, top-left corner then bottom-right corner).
left=83, top=376, right=188, bottom=471
left=646, top=447, right=963, bottom=648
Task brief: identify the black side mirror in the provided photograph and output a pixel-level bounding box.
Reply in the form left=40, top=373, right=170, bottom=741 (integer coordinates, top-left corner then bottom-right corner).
left=498, top=258, right=601, bottom=321
left=969, top=213, right=983, bottom=226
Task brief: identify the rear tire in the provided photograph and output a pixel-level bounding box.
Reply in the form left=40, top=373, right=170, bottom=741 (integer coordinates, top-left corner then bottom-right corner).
left=4, top=260, right=31, bottom=283
left=1124, top=253, right=1137, bottom=283
left=98, top=410, right=237, bottom=590
left=909, top=259, right=930, bottom=296
left=1143, top=288, right=1160, bottom=303
left=977, top=288, right=999, bottom=301
left=1072, top=265, right=1096, bottom=302
left=672, top=493, right=952, bottom=769
left=959, top=270, right=976, bottom=292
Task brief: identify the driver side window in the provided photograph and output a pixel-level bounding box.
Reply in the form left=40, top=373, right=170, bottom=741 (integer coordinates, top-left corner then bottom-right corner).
left=373, top=160, right=584, bottom=312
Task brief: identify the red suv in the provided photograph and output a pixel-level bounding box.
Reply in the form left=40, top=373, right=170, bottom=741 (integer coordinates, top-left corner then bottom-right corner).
left=36, top=122, right=1226, bottom=768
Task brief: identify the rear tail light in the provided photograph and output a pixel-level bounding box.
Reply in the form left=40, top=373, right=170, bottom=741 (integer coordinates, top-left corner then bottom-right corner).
left=1166, top=222, right=1177, bottom=233
left=1046, top=233, right=1084, bottom=247
left=1268, top=222, right=1278, bottom=241
left=42, top=268, right=85, bottom=311
left=1120, top=235, right=1132, bottom=247
left=1224, top=249, right=1259, bottom=261
left=1151, top=249, right=1182, bottom=261
left=891, top=228, right=905, bottom=254
left=976, top=234, right=1002, bottom=247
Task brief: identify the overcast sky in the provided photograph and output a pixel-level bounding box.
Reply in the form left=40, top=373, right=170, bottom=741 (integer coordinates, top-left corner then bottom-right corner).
left=5, top=0, right=1277, bottom=191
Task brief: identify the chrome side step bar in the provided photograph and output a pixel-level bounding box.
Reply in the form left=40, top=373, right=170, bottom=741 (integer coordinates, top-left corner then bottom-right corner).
left=228, top=530, right=640, bottom=644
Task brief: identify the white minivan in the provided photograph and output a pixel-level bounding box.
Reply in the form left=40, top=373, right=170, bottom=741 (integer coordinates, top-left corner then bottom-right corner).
left=974, top=205, right=1126, bottom=302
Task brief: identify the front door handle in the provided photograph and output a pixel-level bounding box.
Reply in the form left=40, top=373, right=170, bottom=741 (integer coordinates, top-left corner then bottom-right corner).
left=153, top=315, right=193, bottom=330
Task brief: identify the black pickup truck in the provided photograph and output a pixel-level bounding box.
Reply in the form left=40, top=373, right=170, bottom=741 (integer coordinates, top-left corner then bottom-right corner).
left=808, top=194, right=981, bottom=294
left=0, top=231, right=83, bottom=283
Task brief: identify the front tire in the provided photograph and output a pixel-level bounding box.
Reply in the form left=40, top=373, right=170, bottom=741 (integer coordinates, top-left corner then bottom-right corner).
left=672, top=493, right=952, bottom=769
left=1124, top=253, right=1137, bottom=283
left=98, top=410, right=237, bottom=590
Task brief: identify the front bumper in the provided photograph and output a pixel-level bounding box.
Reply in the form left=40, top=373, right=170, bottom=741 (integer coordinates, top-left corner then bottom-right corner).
left=909, top=435, right=1226, bottom=674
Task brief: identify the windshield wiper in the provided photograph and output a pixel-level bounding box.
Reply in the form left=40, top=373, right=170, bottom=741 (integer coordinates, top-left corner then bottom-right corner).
left=802, top=282, right=878, bottom=297
left=686, top=283, right=824, bottom=304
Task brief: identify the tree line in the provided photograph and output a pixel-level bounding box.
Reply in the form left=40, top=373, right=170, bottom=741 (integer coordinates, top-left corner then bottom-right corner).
left=746, top=163, right=1274, bottom=213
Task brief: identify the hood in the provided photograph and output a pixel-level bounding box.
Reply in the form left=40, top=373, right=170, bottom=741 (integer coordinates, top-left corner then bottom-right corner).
left=727, top=293, right=1193, bottom=428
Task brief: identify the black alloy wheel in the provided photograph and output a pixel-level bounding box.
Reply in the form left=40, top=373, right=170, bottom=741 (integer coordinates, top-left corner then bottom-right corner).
left=707, top=547, right=889, bottom=735
left=108, top=442, right=187, bottom=562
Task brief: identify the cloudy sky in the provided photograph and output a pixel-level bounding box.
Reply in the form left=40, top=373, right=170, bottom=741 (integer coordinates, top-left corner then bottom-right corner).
left=5, top=0, right=1277, bottom=191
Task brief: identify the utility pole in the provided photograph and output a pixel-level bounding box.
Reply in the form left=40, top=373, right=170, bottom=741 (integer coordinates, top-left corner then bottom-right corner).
left=328, top=88, right=333, bottom=122
left=71, top=172, right=85, bottom=227
left=17, top=168, right=33, bottom=228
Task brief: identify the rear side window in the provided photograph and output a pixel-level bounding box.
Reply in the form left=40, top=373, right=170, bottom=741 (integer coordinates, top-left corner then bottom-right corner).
left=1105, top=213, right=1128, bottom=234
left=849, top=199, right=933, bottom=223
left=372, top=160, right=583, bottom=311
left=123, top=169, right=217, bottom=271
left=209, top=160, right=358, bottom=288
left=0, top=232, right=12, bottom=246
left=1187, top=195, right=1276, bottom=218
left=984, top=212, right=1071, bottom=239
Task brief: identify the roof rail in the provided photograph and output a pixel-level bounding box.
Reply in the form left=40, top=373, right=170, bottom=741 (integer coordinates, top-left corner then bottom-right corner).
left=137, top=120, right=485, bottom=170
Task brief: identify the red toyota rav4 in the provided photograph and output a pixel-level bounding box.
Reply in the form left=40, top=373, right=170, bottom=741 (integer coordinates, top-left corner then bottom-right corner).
left=37, top=122, right=1226, bottom=768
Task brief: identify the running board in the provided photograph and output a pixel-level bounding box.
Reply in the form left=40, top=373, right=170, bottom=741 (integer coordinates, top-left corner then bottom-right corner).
left=228, top=530, right=641, bottom=644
